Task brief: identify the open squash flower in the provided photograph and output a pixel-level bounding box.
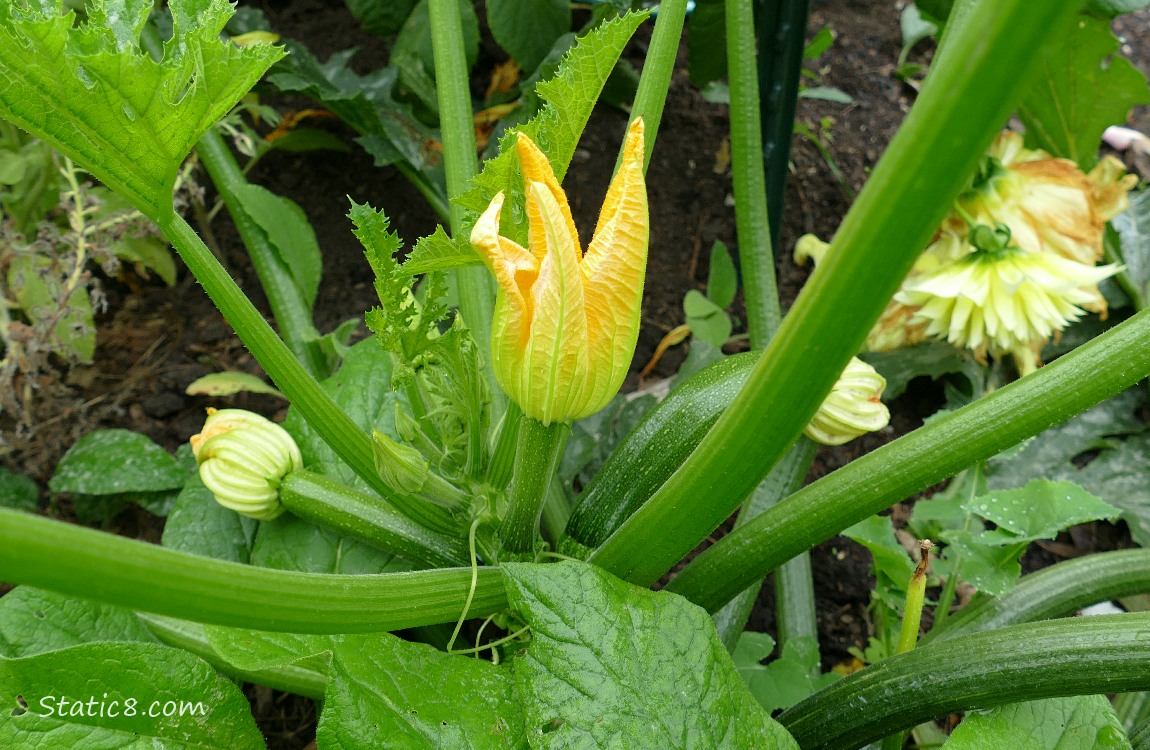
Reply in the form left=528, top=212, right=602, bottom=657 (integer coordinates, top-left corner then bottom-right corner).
left=471, top=118, right=648, bottom=424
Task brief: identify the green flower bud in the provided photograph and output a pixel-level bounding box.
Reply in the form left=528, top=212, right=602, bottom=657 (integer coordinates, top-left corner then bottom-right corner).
left=805, top=358, right=890, bottom=446
left=372, top=429, right=429, bottom=495
left=190, top=408, right=302, bottom=520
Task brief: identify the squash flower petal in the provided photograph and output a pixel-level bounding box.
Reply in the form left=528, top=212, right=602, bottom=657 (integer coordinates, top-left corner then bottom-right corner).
left=471, top=119, right=649, bottom=424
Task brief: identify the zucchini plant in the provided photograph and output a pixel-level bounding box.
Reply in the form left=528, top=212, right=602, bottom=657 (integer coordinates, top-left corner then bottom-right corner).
left=1, top=0, right=1149, bottom=748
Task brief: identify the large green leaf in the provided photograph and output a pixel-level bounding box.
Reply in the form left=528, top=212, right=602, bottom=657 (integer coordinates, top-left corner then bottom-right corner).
left=944, top=695, right=1131, bottom=749
left=0, top=588, right=155, bottom=658
left=487, top=0, right=571, bottom=73
left=964, top=480, right=1120, bottom=545
left=0, top=0, right=283, bottom=220
left=457, top=10, right=650, bottom=247
left=1017, top=15, right=1150, bottom=167
left=317, top=634, right=527, bottom=749
left=161, top=478, right=257, bottom=563
left=502, top=561, right=799, bottom=749
left=49, top=429, right=189, bottom=496
left=0, top=642, right=264, bottom=748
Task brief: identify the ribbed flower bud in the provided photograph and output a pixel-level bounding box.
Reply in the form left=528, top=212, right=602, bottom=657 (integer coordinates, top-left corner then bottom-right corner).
left=190, top=408, right=302, bottom=520
left=805, top=357, right=890, bottom=446
left=371, top=429, right=429, bottom=496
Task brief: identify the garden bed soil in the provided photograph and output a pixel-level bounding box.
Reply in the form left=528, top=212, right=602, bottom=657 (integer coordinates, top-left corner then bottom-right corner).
left=3, top=2, right=1149, bottom=747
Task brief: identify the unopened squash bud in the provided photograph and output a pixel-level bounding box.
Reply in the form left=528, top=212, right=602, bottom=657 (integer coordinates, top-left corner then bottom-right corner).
left=372, top=429, right=429, bottom=495
left=805, top=357, right=889, bottom=446
left=191, top=408, right=302, bottom=520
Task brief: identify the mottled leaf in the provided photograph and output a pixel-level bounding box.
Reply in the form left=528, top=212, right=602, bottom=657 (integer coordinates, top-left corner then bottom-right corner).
left=733, top=633, right=839, bottom=713
left=50, top=430, right=189, bottom=496
left=0, top=588, right=155, bottom=659
left=0, top=642, right=264, bottom=748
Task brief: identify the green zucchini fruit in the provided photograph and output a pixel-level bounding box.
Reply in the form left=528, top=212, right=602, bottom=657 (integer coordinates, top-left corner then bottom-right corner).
left=279, top=470, right=470, bottom=569
left=559, top=351, right=760, bottom=558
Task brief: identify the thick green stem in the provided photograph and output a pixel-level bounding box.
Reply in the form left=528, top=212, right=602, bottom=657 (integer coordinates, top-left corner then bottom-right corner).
left=541, top=475, right=572, bottom=543
left=196, top=129, right=327, bottom=377
left=158, top=213, right=393, bottom=503
left=625, top=0, right=688, bottom=170
left=487, top=401, right=522, bottom=489
left=726, top=0, right=782, bottom=345
left=138, top=614, right=327, bottom=700
left=279, top=470, right=470, bottom=568
left=666, top=306, right=1150, bottom=611
left=0, top=508, right=505, bottom=632
left=929, top=548, right=1150, bottom=642
left=777, top=613, right=1150, bottom=750
left=427, top=0, right=498, bottom=412
left=712, top=437, right=817, bottom=653
left=590, top=0, right=1082, bottom=587
left=499, top=418, right=569, bottom=556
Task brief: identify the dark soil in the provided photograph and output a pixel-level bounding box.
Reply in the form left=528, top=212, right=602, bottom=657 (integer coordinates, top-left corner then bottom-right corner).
left=3, top=2, right=1149, bottom=748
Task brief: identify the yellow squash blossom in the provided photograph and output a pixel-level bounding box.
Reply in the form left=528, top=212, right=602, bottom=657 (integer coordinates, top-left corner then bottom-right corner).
left=471, top=119, right=649, bottom=424
left=191, top=408, right=302, bottom=520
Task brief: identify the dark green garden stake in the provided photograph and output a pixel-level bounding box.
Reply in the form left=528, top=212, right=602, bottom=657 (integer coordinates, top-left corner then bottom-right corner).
left=759, top=0, right=812, bottom=253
